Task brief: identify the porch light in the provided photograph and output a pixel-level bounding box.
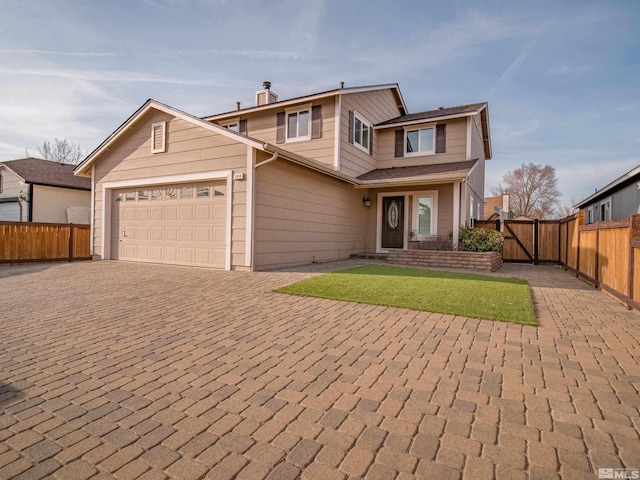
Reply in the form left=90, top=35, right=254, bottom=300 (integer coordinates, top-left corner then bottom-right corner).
left=362, top=195, right=371, bottom=207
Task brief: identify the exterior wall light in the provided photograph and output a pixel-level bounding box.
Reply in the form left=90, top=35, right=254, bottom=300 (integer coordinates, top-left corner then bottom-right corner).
left=362, top=195, right=371, bottom=207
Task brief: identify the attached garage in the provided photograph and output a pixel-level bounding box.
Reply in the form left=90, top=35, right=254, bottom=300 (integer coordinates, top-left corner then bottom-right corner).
left=111, top=181, right=227, bottom=268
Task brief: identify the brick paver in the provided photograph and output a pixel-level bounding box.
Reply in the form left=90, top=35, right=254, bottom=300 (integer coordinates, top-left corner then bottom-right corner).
left=1, top=260, right=639, bottom=478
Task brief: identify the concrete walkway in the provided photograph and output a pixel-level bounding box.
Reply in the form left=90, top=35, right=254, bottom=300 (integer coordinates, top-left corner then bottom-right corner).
left=0, top=260, right=638, bottom=479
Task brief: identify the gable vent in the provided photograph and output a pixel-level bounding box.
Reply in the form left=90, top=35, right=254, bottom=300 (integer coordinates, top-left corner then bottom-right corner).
left=151, top=121, right=166, bottom=153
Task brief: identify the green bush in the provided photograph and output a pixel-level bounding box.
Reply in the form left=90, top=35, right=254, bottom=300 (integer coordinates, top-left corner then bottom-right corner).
left=458, top=226, right=503, bottom=253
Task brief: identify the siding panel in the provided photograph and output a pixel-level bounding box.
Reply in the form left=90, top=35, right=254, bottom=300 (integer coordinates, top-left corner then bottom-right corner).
left=254, top=161, right=371, bottom=269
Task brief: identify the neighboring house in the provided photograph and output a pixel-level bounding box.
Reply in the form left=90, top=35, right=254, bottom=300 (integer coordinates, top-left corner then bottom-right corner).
left=0, top=157, right=91, bottom=223
left=575, top=163, right=640, bottom=224
left=484, top=194, right=510, bottom=221
left=74, top=82, right=492, bottom=270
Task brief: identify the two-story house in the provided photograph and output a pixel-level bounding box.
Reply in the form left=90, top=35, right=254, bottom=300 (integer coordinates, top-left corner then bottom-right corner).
left=74, top=82, right=491, bottom=270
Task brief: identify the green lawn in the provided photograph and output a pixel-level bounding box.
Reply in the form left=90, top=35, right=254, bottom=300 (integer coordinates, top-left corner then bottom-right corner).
left=275, top=265, right=536, bottom=325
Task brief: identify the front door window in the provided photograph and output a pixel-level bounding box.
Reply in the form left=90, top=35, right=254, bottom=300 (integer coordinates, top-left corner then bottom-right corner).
left=382, top=196, right=404, bottom=249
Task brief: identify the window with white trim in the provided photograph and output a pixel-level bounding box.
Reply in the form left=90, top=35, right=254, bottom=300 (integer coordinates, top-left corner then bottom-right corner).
left=406, top=126, right=434, bottom=155
left=151, top=121, right=166, bottom=153
left=353, top=113, right=371, bottom=152
left=220, top=118, right=239, bottom=132
left=286, top=108, right=310, bottom=141
left=600, top=198, right=611, bottom=221
left=413, top=193, right=437, bottom=236
left=0, top=172, right=3, bottom=193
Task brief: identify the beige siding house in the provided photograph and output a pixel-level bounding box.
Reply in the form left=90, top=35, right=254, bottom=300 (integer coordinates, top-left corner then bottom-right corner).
left=75, top=83, right=492, bottom=270
left=0, top=157, right=91, bottom=223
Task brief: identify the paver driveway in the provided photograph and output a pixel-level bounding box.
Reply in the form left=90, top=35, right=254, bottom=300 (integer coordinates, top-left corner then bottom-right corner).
left=0, top=260, right=639, bottom=480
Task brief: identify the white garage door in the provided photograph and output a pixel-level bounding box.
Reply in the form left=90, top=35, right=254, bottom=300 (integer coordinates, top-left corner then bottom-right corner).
left=0, top=202, right=20, bottom=222
left=111, top=182, right=227, bottom=268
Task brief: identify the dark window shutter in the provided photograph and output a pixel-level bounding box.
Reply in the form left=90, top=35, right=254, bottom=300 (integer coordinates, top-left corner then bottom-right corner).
left=276, top=112, right=285, bottom=144
left=311, top=105, right=322, bottom=139
left=348, top=110, right=354, bottom=144
left=436, top=124, right=446, bottom=153
left=369, top=127, right=373, bottom=155
left=239, top=119, right=247, bottom=135
left=394, top=130, right=404, bottom=157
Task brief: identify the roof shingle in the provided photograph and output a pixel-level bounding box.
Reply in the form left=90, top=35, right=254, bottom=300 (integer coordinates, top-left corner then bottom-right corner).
left=376, top=102, right=486, bottom=127
left=1, top=158, right=90, bottom=190
left=357, top=160, right=477, bottom=182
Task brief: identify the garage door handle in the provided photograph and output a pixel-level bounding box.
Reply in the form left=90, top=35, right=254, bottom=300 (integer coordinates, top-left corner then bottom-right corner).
left=122, top=229, right=127, bottom=238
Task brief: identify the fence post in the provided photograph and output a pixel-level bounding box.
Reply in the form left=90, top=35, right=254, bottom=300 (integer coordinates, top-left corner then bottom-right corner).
left=533, top=219, right=539, bottom=265
left=68, top=224, right=74, bottom=262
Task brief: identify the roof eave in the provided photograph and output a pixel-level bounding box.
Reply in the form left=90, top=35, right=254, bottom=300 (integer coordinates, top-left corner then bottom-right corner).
left=205, top=83, right=407, bottom=121
left=373, top=109, right=483, bottom=130
left=575, top=164, right=640, bottom=208
left=0, top=163, right=26, bottom=183
left=355, top=173, right=472, bottom=189
left=75, top=99, right=266, bottom=176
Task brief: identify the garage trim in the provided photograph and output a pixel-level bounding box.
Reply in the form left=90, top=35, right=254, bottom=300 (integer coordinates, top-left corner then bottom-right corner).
left=101, top=170, right=233, bottom=270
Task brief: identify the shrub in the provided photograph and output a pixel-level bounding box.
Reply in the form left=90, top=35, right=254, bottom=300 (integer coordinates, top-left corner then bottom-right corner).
left=458, top=226, right=503, bottom=253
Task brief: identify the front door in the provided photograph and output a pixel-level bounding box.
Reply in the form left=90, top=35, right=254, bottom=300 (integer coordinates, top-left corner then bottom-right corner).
left=382, top=196, right=404, bottom=249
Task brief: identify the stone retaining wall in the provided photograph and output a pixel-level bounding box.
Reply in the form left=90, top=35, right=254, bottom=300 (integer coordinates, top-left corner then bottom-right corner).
left=387, top=250, right=502, bottom=272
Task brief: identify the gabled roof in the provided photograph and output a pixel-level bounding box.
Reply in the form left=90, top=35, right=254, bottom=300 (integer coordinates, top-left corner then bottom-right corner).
left=356, top=160, right=477, bottom=185
left=203, top=83, right=408, bottom=120
left=1, top=157, right=90, bottom=190
left=375, top=102, right=491, bottom=160
left=575, top=163, right=640, bottom=208
left=75, top=99, right=266, bottom=176
left=376, top=102, right=487, bottom=127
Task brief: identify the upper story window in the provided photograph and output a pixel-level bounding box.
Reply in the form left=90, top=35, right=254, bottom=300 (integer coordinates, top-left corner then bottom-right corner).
left=348, top=110, right=373, bottom=155
left=226, top=123, right=239, bottom=132
left=276, top=105, right=322, bottom=144
left=395, top=124, right=445, bottom=158
left=286, top=108, right=311, bottom=141
left=406, top=127, right=434, bottom=155
left=353, top=114, right=371, bottom=152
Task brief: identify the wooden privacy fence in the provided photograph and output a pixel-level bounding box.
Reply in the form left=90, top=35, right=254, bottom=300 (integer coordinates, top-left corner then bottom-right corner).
left=0, top=221, right=91, bottom=264
left=477, top=214, right=640, bottom=310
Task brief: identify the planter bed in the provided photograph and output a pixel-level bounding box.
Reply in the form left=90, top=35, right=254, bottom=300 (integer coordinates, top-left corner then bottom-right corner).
left=387, top=249, right=502, bottom=272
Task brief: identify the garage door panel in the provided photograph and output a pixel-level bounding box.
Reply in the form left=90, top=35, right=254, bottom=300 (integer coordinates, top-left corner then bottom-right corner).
left=180, top=227, right=193, bottom=241
left=195, top=204, right=212, bottom=220
left=166, top=205, right=178, bottom=220
left=111, top=182, right=226, bottom=268
left=150, top=207, right=163, bottom=220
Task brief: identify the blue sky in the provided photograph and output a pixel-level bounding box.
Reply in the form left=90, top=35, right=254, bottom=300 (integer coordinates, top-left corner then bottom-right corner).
left=0, top=0, right=638, bottom=207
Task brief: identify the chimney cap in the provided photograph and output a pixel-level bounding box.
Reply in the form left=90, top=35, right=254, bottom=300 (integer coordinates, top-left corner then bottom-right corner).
left=263, top=81, right=271, bottom=90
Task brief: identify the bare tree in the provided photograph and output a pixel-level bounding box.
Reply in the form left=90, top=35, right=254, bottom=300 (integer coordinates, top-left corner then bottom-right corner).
left=491, top=163, right=561, bottom=219
left=32, top=138, right=84, bottom=165
left=556, top=199, right=579, bottom=219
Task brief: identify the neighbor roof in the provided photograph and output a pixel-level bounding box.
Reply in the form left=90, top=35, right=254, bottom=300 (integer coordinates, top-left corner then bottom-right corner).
left=376, top=102, right=487, bottom=127
left=1, top=157, right=90, bottom=190
left=575, top=163, right=640, bottom=208
left=357, top=160, right=477, bottom=183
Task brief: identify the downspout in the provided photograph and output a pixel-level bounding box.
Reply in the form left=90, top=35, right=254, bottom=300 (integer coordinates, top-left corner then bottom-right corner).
left=28, top=184, right=33, bottom=222
left=255, top=151, right=278, bottom=169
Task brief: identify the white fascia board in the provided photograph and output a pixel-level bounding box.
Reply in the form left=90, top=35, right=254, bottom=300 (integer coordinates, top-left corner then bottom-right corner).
left=354, top=175, right=470, bottom=189
left=204, top=91, right=339, bottom=121
left=0, top=164, right=26, bottom=183
left=373, top=111, right=482, bottom=130
left=205, top=84, right=406, bottom=121
left=76, top=100, right=265, bottom=176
